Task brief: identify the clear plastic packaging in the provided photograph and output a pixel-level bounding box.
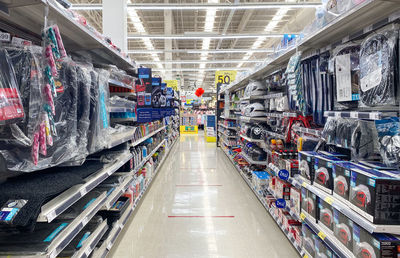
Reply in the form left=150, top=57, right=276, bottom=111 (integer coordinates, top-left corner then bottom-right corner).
left=359, top=23, right=399, bottom=107
left=0, top=48, right=25, bottom=125
left=330, top=42, right=361, bottom=110
left=87, top=69, right=110, bottom=153
left=375, top=117, right=400, bottom=168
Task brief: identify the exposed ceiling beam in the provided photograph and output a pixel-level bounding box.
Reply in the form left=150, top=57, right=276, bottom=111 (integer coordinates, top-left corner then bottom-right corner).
left=127, top=33, right=295, bottom=39
left=152, top=67, right=249, bottom=71
left=137, top=59, right=264, bottom=64
left=127, top=48, right=274, bottom=53
left=71, top=2, right=321, bottom=10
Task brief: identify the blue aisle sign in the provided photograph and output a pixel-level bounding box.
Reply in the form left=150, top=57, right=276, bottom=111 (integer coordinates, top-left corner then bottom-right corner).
left=275, top=199, right=286, bottom=209
left=278, top=169, right=289, bottom=181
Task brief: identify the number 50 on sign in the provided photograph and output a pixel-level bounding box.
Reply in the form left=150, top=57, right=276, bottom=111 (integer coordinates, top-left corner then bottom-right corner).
left=215, top=71, right=237, bottom=88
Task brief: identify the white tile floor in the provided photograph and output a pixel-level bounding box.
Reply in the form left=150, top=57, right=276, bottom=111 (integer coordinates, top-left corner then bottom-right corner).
left=109, top=134, right=298, bottom=258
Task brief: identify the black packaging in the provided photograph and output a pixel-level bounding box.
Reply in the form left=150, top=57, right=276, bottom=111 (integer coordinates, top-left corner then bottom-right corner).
left=350, top=167, right=400, bottom=224
left=332, top=162, right=361, bottom=205
left=151, top=77, right=162, bottom=108
left=315, top=235, right=334, bottom=258
left=301, top=187, right=317, bottom=222
left=353, top=224, right=400, bottom=258
left=302, top=223, right=316, bottom=257
left=333, top=208, right=354, bottom=252
left=314, top=154, right=345, bottom=194
left=298, top=151, right=318, bottom=184
left=318, top=198, right=334, bottom=235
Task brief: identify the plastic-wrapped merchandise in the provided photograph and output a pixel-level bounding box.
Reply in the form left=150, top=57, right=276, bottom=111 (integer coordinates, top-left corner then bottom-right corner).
left=351, top=120, right=378, bottom=160
left=359, top=24, right=399, bottom=107
left=330, top=42, right=361, bottom=110
left=375, top=117, right=400, bottom=168
left=87, top=69, right=110, bottom=153
left=322, top=117, right=337, bottom=144
left=0, top=49, right=24, bottom=125
left=0, top=46, right=44, bottom=171
left=61, top=63, right=92, bottom=166
left=285, top=52, right=302, bottom=112
left=109, top=95, right=136, bottom=109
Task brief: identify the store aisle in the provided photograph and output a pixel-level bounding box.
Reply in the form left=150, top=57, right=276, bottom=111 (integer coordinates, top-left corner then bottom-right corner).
left=110, top=134, right=297, bottom=258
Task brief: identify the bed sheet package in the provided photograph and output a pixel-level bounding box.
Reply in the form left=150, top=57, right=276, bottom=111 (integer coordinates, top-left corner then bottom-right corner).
left=359, top=23, right=399, bottom=108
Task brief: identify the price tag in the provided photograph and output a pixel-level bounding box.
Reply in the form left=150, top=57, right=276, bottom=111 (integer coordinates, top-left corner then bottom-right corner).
left=80, top=188, right=88, bottom=196
left=318, top=231, right=327, bottom=240
left=350, top=112, right=358, bottom=118
left=107, top=242, right=113, bottom=250
left=302, top=182, right=307, bottom=187
left=48, top=210, right=57, bottom=222
left=82, top=217, right=89, bottom=225
left=324, top=196, right=333, bottom=205
left=371, top=112, right=380, bottom=120
left=300, top=212, right=306, bottom=221
left=303, top=254, right=309, bottom=258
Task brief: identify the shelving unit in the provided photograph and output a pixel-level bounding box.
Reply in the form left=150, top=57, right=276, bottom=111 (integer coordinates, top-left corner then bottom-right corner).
left=216, top=2, right=400, bottom=257
left=240, top=152, right=268, bottom=166
left=92, top=138, right=178, bottom=258
left=219, top=0, right=400, bottom=95
left=0, top=0, right=134, bottom=69
left=220, top=147, right=304, bottom=256
left=239, top=134, right=264, bottom=143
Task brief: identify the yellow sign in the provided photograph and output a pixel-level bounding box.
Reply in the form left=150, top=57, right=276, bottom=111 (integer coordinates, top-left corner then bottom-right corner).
left=164, top=80, right=179, bottom=91
left=318, top=231, right=327, bottom=240
left=215, top=70, right=237, bottom=88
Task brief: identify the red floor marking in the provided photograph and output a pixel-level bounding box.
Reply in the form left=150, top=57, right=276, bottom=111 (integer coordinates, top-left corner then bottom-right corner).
left=168, top=216, right=235, bottom=218
left=176, top=184, right=222, bottom=187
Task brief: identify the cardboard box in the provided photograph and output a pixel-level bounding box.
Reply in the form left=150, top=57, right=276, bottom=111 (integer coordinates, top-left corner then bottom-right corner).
left=350, top=167, right=400, bottom=224
left=302, top=224, right=316, bottom=257
left=314, top=154, right=344, bottom=194
left=289, top=187, right=301, bottom=218
left=333, top=208, right=353, bottom=252
left=275, top=178, right=291, bottom=200
left=315, top=235, right=334, bottom=258
left=318, top=198, right=334, bottom=234
left=353, top=224, right=400, bottom=258
left=332, top=162, right=361, bottom=205
left=298, top=151, right=318, bottom=184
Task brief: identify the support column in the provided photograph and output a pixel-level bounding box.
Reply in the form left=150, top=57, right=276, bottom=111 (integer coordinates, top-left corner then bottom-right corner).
left=103, top=0, right=127, bottom=53
left=164, top=0, right=173, bottom=80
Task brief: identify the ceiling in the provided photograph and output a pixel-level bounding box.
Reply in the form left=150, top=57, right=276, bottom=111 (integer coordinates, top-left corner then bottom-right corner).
left=69, top=0, right=318, bottom=91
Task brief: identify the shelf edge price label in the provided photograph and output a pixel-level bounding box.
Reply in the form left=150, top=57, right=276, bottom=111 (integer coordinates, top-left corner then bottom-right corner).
left=318, top=231, right=327, bottom=240
left=324, top=196, right=333, bottom=205
left=301, top=182, right=307, bottom=188
left=215, top=70, right=237, bottom=88
left=300, top=212, right=306, bottom=221
left=303, top=254, right=309, bottom=258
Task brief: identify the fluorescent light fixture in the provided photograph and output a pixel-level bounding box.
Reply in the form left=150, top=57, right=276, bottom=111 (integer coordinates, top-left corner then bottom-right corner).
left=127, top=34, right=287, bottom=39
left=152, top=68, right=250, bottom=71
left=137, top=59, right=264, bottom=64
left=126, top=7, right=162, bottom=69
left=126, top=49, right=274, bottom=54
left=70, top=3, right=322, bottom=11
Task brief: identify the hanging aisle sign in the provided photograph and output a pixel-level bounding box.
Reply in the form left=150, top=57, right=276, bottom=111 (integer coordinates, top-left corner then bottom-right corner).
left=215, top=70, right=237, bottom=88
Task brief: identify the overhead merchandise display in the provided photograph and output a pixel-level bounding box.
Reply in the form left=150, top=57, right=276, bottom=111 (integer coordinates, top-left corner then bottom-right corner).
left=0, top=1, right=179, bottom=257
left=217, top=1, right=400, bottom=258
